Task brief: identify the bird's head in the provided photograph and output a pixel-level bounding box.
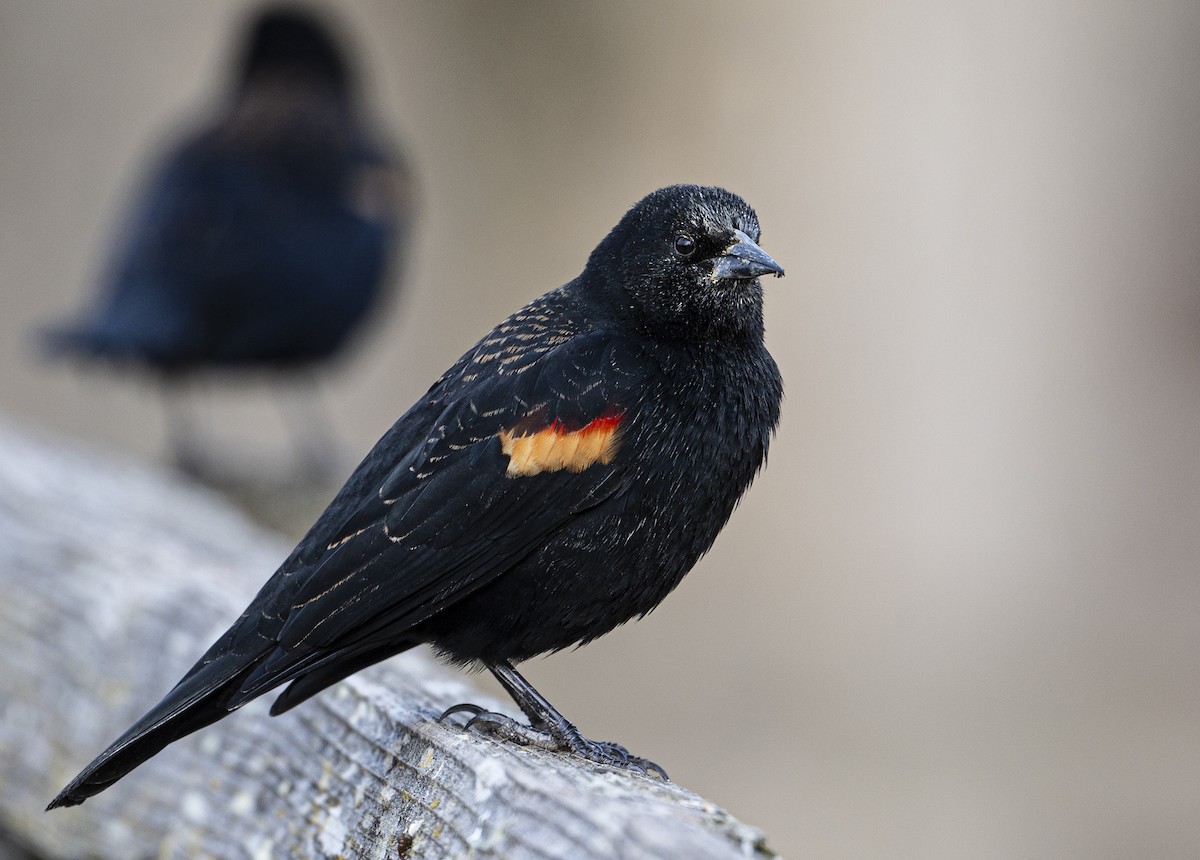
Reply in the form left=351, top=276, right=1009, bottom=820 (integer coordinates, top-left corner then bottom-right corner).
left=586, top=185, right=784, bottom=344
left=236, top=6, right=352, bottom=96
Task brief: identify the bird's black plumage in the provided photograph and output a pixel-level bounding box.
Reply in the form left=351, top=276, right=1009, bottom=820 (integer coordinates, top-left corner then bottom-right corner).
left=44, top=6, right=408, bottom=371
left=48, top=184, right=784, bottom=809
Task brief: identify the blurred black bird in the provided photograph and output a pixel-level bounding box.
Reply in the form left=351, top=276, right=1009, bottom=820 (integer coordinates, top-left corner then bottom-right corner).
left=48, top=184, right=784, bottom=809
left=43, top=5, right=409, bottom=474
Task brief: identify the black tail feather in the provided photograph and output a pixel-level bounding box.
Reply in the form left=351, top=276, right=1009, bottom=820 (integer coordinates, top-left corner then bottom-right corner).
left=268, top=639, right=415, bottom=716
left=45, top=637, right=414, bottom=808
left=46, top=663, right=255, bottom=810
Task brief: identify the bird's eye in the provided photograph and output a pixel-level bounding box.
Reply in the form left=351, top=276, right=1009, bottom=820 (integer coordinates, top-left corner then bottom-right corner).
left=673, top=235, right=697, bottom=258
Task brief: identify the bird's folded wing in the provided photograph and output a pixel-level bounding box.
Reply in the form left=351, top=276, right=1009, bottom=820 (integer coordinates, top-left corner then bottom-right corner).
left=231, top=331, right=638, bottom=702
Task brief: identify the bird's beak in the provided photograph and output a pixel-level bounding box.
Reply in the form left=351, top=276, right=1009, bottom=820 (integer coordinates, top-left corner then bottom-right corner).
left=711, top=229, right=785, bottom=281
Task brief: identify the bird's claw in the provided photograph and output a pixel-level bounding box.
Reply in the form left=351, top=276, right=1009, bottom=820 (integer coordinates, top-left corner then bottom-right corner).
left=438, top=702, right=487, bottom=722
left=465, top=710, right=559, bottom=747
left=584, top=739, right=670, bottom=780
left=440, top=702, right=668, bottom=780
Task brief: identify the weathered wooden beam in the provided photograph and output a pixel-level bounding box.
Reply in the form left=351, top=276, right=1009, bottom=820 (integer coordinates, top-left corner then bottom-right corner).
left=0, top=420, right=773, bottom=859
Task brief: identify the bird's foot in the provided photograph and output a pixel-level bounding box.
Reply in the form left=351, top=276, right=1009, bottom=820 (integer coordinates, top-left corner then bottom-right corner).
left=439, top=703, right=668, bottom=779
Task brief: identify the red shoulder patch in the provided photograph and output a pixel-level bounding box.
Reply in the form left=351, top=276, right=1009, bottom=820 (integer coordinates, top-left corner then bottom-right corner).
left=499, top=410, right=624, bottom=477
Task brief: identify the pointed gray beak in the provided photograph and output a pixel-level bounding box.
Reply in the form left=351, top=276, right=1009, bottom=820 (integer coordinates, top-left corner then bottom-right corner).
left=711, top=229, right=785, bottom=281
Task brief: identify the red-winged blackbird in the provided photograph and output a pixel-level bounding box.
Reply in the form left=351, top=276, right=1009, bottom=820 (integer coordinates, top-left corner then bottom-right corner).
left=48, top=184, right=784, bottom=809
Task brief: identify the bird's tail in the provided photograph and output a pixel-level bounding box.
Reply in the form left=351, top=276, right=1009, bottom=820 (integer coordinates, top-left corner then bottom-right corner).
left=46, top=659, right=255, bottom=810
left=39, top=323, right=100, bottom=359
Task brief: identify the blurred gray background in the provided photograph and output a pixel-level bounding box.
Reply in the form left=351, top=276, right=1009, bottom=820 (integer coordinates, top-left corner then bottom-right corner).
left=3, top=2, right=1200, bottom=858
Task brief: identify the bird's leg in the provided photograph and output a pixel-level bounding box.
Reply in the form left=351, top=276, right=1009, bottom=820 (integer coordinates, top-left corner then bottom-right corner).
left=276, top=369, right=343, bottom=483
left=162, top=373, right=210, bottom=478
left=440, top=660, right=668, bottom=779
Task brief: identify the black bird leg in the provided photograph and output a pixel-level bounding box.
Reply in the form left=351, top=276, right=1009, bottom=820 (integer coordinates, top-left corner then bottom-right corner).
left=440, top=660, right=668, bottom=780
left=163, top=374, right=211, bottom=478
left=277, top=370, right=344, bottom=482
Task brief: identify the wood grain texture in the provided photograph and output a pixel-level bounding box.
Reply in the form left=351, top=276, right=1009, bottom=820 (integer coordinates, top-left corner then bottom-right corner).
left=0, top=419, right=774, bottom=859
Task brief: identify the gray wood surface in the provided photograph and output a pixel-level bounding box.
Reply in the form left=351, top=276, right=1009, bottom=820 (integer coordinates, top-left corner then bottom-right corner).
left=0, top=420, right=774, bottom=859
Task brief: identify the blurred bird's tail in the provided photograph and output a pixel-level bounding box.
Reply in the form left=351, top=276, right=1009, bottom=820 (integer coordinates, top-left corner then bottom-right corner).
left=39, top=323, right=99, bottom=359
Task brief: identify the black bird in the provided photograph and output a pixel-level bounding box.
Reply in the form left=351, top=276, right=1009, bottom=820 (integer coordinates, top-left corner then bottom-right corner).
left=43, top=6, right=409, bottom=471
left=48, top=184, right=784, bottom=809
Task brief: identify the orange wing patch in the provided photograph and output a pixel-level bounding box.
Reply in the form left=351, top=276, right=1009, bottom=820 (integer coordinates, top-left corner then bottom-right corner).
left=499, top=413, right=624, bottom=477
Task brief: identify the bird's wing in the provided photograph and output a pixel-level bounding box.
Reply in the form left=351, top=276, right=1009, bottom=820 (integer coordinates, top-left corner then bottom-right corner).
left=229, top=325, right=640, bottom=703
left=39, top=141, right=222, bottom=361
